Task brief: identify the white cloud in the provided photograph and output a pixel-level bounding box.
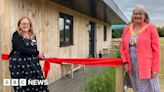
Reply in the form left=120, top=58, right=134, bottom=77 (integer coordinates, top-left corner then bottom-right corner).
left=114, top=0, right=164, bottom=25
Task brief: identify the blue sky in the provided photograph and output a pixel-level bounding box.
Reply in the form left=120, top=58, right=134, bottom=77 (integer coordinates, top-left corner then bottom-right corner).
left=114, top=0, right=164, bottom=25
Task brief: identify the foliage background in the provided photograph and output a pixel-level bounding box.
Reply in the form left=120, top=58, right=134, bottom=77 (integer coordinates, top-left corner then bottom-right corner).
left=112, top=26, right=164, bottom=38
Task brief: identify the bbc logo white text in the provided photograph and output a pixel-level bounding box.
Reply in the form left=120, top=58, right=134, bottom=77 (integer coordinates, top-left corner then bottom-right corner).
left=3, top=79, right=48, bottom=86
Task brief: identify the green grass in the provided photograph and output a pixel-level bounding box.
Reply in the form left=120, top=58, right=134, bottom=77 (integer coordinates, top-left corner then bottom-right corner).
left=160, top=37, right=164, bottom=92
left=160, top=37, right=164, bottom=45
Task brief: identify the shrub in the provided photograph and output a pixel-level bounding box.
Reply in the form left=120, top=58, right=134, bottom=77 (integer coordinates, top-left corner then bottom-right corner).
left=157, top=27, right=164, bottom=37
left=112, top=29, right=123, bottom=38
left=81, top=67, right=116, bottom=92
left=81, top=46, right=121, bottom=92
left=111, top=45, right=121, bottom=58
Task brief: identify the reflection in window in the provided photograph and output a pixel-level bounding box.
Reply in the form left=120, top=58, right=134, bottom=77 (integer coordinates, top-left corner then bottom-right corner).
left=66, top=19, right=71, bottom=24
left=65, top=25, right=70, bottom=29
left=59, top=18, right=64, bottom=42
left=59, top=13, right=73, bottom=46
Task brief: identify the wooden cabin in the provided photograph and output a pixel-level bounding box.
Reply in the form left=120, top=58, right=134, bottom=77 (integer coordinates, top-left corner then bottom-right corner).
left=0, top=0, right=128, bottom=92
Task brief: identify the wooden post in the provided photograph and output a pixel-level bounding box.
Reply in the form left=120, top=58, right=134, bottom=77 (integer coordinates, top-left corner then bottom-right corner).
left=115, top=66, right=123, bottom=92
left=0, top=1, right=3, bottom=91
left=0, top=6, right=2, bottom=92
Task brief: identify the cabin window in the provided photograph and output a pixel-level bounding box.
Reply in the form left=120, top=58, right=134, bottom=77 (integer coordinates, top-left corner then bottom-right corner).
left=104, top=25, right=107, bottom=41
left=59, top=13, right=73, bottom=46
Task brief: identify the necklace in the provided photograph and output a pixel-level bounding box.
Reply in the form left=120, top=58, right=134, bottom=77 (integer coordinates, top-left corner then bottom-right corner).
left=133, top=29, right=139, bottom=36
left=129, top=24, right=149, bottom=36
left=129, top=24, right=149, bottom=46
left=130, top=40, right=137, bottom=46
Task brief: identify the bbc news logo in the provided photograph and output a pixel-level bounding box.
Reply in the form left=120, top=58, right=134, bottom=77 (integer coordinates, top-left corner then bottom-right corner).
left=3, top=79, right=48, bottom=86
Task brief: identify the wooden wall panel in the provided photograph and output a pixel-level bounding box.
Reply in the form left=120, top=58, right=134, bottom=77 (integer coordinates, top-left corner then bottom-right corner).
left=0, top=0, right=3, bottom=91
left=1, top=0, right=112, bottom=89
left=1, top=0, right=12, bottom=91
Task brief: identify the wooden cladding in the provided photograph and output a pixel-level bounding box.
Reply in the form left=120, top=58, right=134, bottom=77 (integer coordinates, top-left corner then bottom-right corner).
left=0, top=1, right=112, bottom=90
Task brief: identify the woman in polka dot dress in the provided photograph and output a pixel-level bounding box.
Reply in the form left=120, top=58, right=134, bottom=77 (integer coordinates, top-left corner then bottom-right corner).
left=9, top=16, right=49, bottom=92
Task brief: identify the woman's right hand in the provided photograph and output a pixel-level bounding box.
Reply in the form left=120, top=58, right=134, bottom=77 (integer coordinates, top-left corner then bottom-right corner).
left=124, top=63, right=129, bottom=72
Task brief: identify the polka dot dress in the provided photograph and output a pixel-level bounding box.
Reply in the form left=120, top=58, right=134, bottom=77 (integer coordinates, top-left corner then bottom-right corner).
left=9, top=35, right=49, bottom=92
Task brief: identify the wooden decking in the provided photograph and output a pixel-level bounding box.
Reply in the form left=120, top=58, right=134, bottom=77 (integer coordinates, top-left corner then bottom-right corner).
left=48, top=66, right=108, bottom=92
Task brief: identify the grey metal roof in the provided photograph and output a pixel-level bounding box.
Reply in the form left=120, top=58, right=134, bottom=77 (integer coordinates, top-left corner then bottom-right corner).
left=52, top=0, right=129, bottom=24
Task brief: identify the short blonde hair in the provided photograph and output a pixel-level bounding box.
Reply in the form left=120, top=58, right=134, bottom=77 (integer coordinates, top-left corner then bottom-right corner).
left=131, top=5, right=150, bottom=23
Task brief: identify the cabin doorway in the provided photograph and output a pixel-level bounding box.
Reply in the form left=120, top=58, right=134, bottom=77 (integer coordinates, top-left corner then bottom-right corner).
left=89, top=21, right=96, bottom=58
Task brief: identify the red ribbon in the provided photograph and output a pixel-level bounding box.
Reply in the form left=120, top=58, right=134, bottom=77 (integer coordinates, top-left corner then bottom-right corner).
left=1, top=54, right=123, bottom=78
left=1, top=54, right=9, bottom=60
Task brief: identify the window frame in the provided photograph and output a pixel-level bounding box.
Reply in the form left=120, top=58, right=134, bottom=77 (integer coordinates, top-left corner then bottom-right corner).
left=59, top=12, right=73, bottom=47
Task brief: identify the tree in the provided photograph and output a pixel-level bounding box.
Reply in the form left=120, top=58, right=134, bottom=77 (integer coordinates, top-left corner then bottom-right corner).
left=157, top=26, right=164, bottom=37
left=112, top=29, right=123, bottom=38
